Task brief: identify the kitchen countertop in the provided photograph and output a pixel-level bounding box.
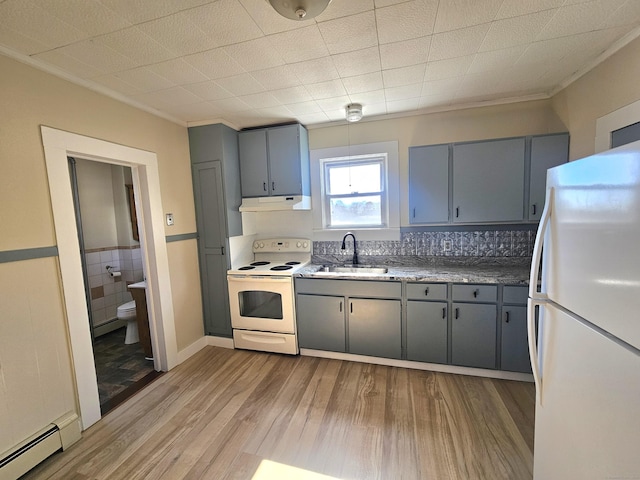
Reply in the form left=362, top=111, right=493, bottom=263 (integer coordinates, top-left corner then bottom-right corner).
left=296, top=263, right=532, bottom=285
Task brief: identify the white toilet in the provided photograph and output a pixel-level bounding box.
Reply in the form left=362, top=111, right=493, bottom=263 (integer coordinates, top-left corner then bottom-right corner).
left=117, top=300, right=139, bottom=344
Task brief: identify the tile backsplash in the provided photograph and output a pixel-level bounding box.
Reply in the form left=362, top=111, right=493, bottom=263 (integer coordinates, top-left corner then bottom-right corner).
left=85, top=246, right=144, bottom=327
left=313, top=229, right=535, bottom=265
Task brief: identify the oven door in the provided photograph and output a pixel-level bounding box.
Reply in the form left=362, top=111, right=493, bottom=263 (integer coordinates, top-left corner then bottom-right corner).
left=227, top=275, right=296, bottom=334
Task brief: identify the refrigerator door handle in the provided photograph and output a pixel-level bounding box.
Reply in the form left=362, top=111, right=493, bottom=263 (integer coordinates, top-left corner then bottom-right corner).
left=529, top=187, right=554, bottom=301
left=528, top=298, right=543, bottom=405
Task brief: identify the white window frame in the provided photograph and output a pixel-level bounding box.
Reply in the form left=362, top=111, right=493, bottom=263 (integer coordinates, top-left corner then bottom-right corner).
left=321, top=154, right=387, bottom=229
left=310, top=141, right=399, bottom=241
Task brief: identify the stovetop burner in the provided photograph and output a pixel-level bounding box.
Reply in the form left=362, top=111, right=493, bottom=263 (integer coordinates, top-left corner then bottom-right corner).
left=238, top=266, right=255, bottom=270
left=285, top=261, right=301, bottom=265
left=251, top=261, right=270, bottom=266
left=270, top=265, right=293, bottom=271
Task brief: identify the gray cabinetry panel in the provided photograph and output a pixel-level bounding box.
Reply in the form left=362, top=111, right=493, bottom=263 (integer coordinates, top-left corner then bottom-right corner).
left=239, top=123, right=309, bottom=198
left=500, top=306, right=531, bottom=373
left=452, top=284, right=497, bottom=303
left=348, top=298, right=401, bottom=359
left=192, top=160, right=231, bottom=336
left=407, top=301, right=448, bottom=364
left=268, top=124, right=302, bottom=195
left=529, top=134, right=569, bottom=221
left=295, top=278, right=401, bottom=298
left=297, top=294, right=346, bottom=352
left=409, top=144, right=449, bottom=224
left=407, top=282, right=447, bottom=300
left=451, top=303, right=497, bottom=369
left=453, top=138, right=525, bottom=223
left=503, top=285, right=528, bottom=305
left=239, top=129, right=269, bottom=197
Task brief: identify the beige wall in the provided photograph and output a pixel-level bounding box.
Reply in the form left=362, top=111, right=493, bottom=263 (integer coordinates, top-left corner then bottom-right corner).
left=0, top=53, right=202, bottom=449
left=552, top=36, right=640, bottom=160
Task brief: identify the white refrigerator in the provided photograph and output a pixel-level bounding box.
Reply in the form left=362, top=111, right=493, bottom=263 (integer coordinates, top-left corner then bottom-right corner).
left=528, top=140, right=640, bottom=479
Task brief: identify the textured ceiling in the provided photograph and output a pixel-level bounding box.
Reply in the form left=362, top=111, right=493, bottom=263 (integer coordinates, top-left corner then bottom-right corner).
left=1, top=0, right=640, bottom=129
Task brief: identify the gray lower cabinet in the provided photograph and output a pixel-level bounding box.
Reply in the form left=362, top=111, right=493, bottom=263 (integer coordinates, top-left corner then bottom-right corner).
left=296, top=294, right=346, bottom=352
left=406, top=301, right=448, bottom=364
left=500, top=285, right=531, bottom=373
left=295, top=278, right=401, bottom=359
left=452, top=303, right=497, bottom=369
left=500, top=305, right=530, bottom=373
left=348, top=298, right=401, bottom=359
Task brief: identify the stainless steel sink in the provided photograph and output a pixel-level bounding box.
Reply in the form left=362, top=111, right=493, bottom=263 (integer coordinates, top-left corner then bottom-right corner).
left=319, top=265, right=388, bottom=274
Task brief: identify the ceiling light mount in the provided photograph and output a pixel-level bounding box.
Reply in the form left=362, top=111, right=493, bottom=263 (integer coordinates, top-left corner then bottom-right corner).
left=268, top=0, right=332, bottom=21
left=346, top=103, right=363, bottom=122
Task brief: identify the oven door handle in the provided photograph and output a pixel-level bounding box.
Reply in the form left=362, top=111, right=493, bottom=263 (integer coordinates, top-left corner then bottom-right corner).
left=227, top=275, right=292, bottom=283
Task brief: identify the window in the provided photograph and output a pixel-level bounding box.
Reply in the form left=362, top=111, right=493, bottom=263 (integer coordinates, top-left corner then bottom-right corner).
left=321, top=154, right=387, bottom=228
left=310, top=140, right=399, bottom=241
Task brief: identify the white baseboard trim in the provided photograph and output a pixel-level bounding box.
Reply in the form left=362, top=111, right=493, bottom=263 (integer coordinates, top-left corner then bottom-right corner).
left=176, top=335, right=235, bottom=364
left=299, top=349, right=534, bottom=382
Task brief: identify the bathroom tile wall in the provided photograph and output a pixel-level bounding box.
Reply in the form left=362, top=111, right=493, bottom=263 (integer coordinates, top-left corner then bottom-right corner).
left=312, top=229, right=535, bottom=266
left=86, top=247, right=144, bottom=327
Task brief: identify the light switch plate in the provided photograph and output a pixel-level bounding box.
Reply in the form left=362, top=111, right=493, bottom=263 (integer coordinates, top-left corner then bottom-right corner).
left=166, top=213, right=174, bottom=226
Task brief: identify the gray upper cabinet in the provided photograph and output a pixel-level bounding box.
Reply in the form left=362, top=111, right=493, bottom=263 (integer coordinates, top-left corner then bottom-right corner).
left=453, top=138, right=525, bottom=223
left=408, top=144, right=449, bottom=224
left=239, top=123, right=310, bottom=197
left=188, top=123, right=242, bottom=337
left=238, top=129, right=269, bottom=197
left=408, top=133, right=568, bottom=225
left=528, top=133, right=569, bottom=221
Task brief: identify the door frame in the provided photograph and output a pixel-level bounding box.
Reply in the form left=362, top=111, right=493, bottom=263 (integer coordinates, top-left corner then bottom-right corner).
left=41, top=126, right=178, bottom=429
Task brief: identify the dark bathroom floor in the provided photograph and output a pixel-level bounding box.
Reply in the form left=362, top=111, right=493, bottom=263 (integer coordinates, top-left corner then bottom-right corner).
left=93, top=327, right=161, bottom=414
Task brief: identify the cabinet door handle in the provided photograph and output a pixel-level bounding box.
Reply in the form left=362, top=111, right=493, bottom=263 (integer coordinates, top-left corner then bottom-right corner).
left=425, top=287, right=429, bottom=296
left=413, top=208, right=416, bottom=218
left=272, top=181, right=276, bottom=191
left=442, top=307, right=446, bottom=319
left=455, top=207, right=460, bottom=218
left=505, top=311, right=510, bottom=323
left=473, top=289, right=479, bottom=298
left=531, top=203, right=537, bottom=216
left=350, top=302, right=353, bottom=314
left=339, top=301, right=342, bottom=313
left=455, top=307, right=459, bottom=319
left=263, top=182, right=267, bottom=192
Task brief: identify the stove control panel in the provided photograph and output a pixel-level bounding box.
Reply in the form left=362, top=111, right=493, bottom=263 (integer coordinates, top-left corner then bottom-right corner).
left=253, top=238, right=311, bottom=253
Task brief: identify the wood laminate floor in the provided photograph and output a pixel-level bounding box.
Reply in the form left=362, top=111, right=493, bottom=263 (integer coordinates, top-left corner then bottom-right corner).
left=23, top=347, right=535, bottom=480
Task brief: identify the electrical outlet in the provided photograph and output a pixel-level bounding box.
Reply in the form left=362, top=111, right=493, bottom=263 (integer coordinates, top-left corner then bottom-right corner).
left=442, top=239, right=452, bottom=252
left=166, top=213, right=174, bottom=226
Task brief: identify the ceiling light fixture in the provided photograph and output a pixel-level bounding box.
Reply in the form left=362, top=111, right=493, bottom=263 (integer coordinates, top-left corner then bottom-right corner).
left=345, top=103, right=363, bottom=122
left=268, top=0, right=332, bottom=21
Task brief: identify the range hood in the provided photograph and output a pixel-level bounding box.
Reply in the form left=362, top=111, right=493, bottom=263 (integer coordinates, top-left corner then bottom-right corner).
left=239, top=195, right=311, bottom=212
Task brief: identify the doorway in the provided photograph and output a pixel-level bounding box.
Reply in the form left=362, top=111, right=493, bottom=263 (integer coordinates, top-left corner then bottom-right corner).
left=68, top=157, right=160, bottom=414
left=42, top=126, right=178, bottom=430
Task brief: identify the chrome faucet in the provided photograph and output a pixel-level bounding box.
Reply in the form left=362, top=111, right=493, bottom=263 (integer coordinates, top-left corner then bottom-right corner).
left=341, top=232, right=358, bottom=265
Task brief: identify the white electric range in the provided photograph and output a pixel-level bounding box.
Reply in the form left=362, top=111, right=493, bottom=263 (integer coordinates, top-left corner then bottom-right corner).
left=227, top=238, right=311, bottom=354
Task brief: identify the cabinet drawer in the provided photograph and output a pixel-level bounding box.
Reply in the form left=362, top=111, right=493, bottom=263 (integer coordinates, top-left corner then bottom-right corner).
left=406, top=283, right=448, bottom=301
left=503, top=285, right=528, bottom=305
left=452, top=284, right=497, bottom=303
left=295, top=278, right=401, bottom=298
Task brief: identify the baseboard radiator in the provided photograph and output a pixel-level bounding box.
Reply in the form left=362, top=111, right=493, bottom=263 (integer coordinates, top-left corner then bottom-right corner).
left=0, top=412, right=81, bottom=480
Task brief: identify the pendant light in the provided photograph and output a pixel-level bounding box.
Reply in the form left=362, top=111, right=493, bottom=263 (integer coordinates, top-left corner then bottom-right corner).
left=268, top=0, right=332, bottom=20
